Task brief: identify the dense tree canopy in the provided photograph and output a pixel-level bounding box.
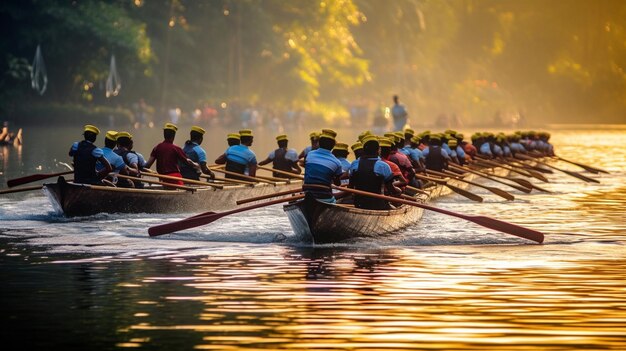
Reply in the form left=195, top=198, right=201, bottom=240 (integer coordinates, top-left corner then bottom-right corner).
left=1, top=0, right=625, bottom=124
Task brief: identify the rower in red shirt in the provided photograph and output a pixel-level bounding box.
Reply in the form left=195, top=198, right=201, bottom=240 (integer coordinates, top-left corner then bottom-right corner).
left=144, top=123, right=198, bottom=186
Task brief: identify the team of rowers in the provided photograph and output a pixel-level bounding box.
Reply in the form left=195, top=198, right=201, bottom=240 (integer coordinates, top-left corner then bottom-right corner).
left=69, top=123, right=555, bottom=209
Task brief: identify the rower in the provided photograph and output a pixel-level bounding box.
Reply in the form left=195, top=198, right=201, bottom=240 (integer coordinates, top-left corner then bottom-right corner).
left=400, top=128, right=424, bottom=171
left=115, top=131, right=144, bottom=188
left=379, top=137, right=408, bottom=190
left=180, top=126, right=215, bottom=181
left=215, top=129, right=257, bottom=179
left=302, top=129, right=343, bottom=203
left=258, top=134, right=301, bottom=178
left=97, top=130, right=136, bottom=187
left=351, top=142, right=363, bottom=161
left=459, top=133, right=476, bottom=161
left=69, top=124, right=112, bottom=185
left=478, top=133, right=494, bottom=158
left=423, top=133, right=450, bottom=172
left=349, top=135, right=398, bottom=210
left=332, top=142, right=351, bottom=184
left=386, top=132, right=416, bottom=188
left=144, top=123, right=198, bottom=186
left=298, top=131, right=320, bottom=165
left=447, top=139, right=461, bottom=164
left=213, top=133, right=240, bottom=165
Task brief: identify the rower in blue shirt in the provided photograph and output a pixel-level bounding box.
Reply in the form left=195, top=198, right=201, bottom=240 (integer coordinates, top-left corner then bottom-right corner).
left=303, top=129, right=343, bottom=202
left=215, top=129, right=257, bottom=179
left=69, top=125, right=112, bottom=185
left=96, top=130, right=126, bottom=173
left=258, top=134, right=301, bottom=178
left=348, top=135, right=398, bottom=210
left=180, top=126, right=214, bottom=181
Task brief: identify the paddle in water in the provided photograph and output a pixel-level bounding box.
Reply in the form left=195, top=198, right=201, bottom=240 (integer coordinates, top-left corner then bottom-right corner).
left=148, top=194, right=305, bottom=236
left=333, top=185, right=544, bottom=243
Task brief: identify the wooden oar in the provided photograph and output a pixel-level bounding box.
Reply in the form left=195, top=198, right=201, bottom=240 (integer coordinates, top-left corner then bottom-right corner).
left=499, top=158, right=553, bottom=179
left=257, top=165, right=304, bottom=179
left=556, top=156, right=609, bottom=174
left=115, top=174, right=197, bottom=191
left=414, top=173, right=483, bottom=202
left=205, top=175, right=256, bottom=186
left=449, top=164, right=533, bottom=193
left=333, top=185, right=543, bottom=243
left=515, top=154, right=600, bottom=183
left=475, top=156, right=549, bottom=182
left=505, top=157, right=553, bottom=174
left=426, top=169, right=515, bottom=201
left=0, top=185, right=44, bottom=195
left=209, top=168, right=279, bottom=185
left=140, top=172, right=223, bottom=189
left=466, top=164, right=552, bottom=193
left=236, top=188, right=304, bottom=205
left=148, top=194, right=306, bottom=236
left=7, top=170, right=73, bottom=187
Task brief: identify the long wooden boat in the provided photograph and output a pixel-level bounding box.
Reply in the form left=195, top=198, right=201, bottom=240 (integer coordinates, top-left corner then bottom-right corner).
left=283, top=162, right=529, bottom=244
left=43, top=176, right=302, bottom=217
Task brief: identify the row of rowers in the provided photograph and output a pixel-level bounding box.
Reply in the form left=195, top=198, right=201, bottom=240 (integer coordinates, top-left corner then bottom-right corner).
left=68, top=123, right=554, bottom=191
left=299, top=128, right=555, bottom=209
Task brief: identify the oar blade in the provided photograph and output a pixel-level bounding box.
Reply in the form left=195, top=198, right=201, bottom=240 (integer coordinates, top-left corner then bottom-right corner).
left=470, top=215, right=545, bottom=243
left=487, top=186, right=515, bottom=201
left=149, top=213, right=225, bottom=237
left=446, top=184, right=483, bottom=203
left=563, top=170, right=600, bottom=183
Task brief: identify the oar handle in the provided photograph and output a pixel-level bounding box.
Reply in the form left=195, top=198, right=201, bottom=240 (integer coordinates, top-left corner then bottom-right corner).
left=141, top=172, right=223, bottom=189
left=116, top=174, right=197, bottom=191
left=210, top=168, right=279, bottom=185
left=257, top=165, right=305, bottom=179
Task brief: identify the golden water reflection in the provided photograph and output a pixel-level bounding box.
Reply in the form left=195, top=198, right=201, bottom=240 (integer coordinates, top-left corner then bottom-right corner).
left=116, top=247, right=626, bottom=350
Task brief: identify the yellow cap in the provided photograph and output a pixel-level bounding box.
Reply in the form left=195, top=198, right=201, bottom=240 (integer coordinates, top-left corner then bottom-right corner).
left=430, top=134, right=441, bottom=142
left=227, top=133, right=240, bottom=140
left=448, top=139, right=458, bottom=147
left=378, top=137, right=393, bottom=148
left=309, top=131, right=321, bottom=139
left=84, top=124, right=100, bottom=135
left=456, top=133, right=464, bottom=140
left=351, top=142, right=363, bottom=151
left=334, top=142, right=349, bottom=151
left=276, top=134, right=288, bottom=141
left=410, top=135, right=420, bottom=144
left=116, top=131, right=132, bottom=139
left=320, top=129, right=337, bottom=140
left=164, top=123, right=178, bottom=132
left=404, top=128, right=415, bottom=136
left=105, top=130, right=118, bottom=141
left=394, top=131, right=404, bottom=140
left=239, top=129, right=253, bottom=137
left=358, top=131, right=372, bottom=142
left=384, top=133, right=398, bottom=143
left=191, top=126, right=206, bottom=135
left=361, top=134, right=379, bottom=146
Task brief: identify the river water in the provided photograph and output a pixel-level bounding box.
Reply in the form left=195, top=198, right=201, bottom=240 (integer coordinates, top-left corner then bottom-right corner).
left=1, top=125, right=625, bottom=350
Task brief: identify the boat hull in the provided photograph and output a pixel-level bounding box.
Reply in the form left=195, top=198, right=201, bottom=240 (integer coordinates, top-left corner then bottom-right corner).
left=43, top=177, right=302, bottom=217
left=284, top=162, right=524, bottom=244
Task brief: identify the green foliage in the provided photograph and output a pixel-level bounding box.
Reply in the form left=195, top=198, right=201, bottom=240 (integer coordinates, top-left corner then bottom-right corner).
left=1, top=0, right=626, bottom=123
